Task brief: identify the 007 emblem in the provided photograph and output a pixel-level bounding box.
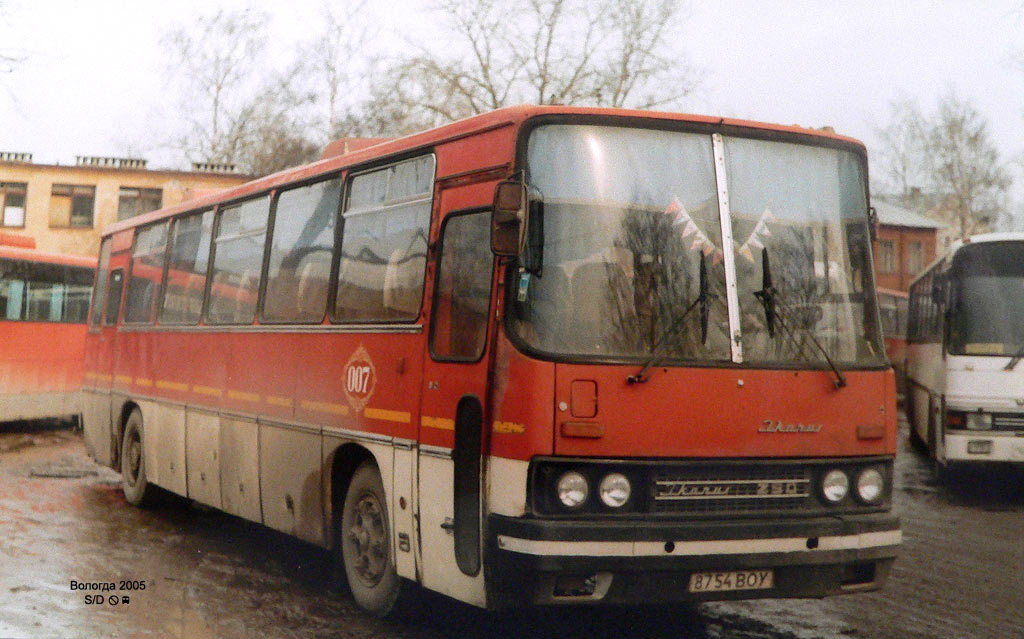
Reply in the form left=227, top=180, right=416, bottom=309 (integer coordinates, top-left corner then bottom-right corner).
left=343, top=345, right=377, bottom=413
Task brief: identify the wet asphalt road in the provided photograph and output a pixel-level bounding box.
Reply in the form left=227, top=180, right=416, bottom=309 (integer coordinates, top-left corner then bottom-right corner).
left=1, top=420, right=1023, bottom=639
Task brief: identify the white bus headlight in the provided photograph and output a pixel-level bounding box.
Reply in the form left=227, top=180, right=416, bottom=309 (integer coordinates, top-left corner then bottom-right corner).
left=855, top=468, right=885, bottom=504
left=821, top=469, right=849, bottom=503
left=556, top=471, right=589, bottom=509
left=598, top=473, right=631, bottom=508
left=965, top=413, right=992, bottom=430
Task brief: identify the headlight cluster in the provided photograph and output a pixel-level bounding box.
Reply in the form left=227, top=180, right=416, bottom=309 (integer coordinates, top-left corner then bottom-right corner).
left=554, top=470, right=633, bottom=511
left=820, top=466, right=886, bottom=505
left=948, top=410, right=993, bottom=431
left=533, top=459, right=891, bottom=516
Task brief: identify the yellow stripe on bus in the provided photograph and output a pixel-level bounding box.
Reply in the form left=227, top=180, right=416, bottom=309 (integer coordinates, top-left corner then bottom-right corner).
left=364, top=408, right=412, bottom=424
left=135, top=378, right=153, bottom=387
left=84, top=372, right=97, bottom=380
left=115, top=375, right=133, bottom=385
left=266, top=395, right=294, bottom=408
left=226, top=389, right=260, bottom=403
left=155, top=380, right=189, bottom=392
left=193, top=385, right=223, bottom=398
left=422, top=416, right=455, bottom=431
left=300, top=400, right=350, bottom=416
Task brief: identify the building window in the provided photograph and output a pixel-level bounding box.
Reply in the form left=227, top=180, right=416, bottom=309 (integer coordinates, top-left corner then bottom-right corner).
left=879, top=239, right=896, bottom=274
left=49, top=184, right=95, bottom=228
left=907, top=241, right=924, bottom=276
left=0, top=182, right=27, bottom=227
left=118, top=187, right=163, bottom=221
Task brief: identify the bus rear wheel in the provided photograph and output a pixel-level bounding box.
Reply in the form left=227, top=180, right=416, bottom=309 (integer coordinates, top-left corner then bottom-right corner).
left=339, top=461, right=403, bottom=617
left=120, top=408, right=156, bottom=507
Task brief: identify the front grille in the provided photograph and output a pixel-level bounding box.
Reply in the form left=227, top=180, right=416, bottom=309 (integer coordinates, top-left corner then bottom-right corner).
left=992, top=414, right=1024, bottom=431
left=651, top=466, right=813, bottom=515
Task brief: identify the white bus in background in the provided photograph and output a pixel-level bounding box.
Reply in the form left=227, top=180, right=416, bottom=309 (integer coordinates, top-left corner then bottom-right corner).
left=906, top=233, right=1024, bottom=476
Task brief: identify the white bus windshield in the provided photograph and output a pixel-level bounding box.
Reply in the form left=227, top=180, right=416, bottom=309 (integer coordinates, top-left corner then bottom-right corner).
left=948, top=241, right=1024, bottom=356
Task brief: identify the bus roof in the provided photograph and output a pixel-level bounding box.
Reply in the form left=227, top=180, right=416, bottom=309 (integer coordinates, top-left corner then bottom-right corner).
left=908, top=231, right=1024, bottom=289
left=100, top=104, right=868, bottom=239
left=960, top=231, right=1024, bottom=245
left=0, top=245, right=96, bottom=269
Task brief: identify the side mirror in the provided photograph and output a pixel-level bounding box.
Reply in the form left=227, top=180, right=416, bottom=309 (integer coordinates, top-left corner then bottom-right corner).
left=491, top=180, right=527, bottom=257
left=868, top=206, right=878, bottom=242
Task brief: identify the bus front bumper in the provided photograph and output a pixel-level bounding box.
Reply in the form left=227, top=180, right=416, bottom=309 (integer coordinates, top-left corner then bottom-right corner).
left=486, top=513, right=900, bottom=607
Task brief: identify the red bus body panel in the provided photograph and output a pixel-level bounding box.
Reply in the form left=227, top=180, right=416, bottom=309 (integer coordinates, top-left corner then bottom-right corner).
left=553, top=365, right=897, bottom=459
left=0, top=247, right=94, bottom=422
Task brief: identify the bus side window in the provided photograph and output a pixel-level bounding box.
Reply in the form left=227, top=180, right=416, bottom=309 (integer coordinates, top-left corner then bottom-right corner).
left=124, top=222, right=169, bottom=324
left=160, top=211, right=214, bottom=325
left=335, top=155, right=434, bottom=323
left=207, top=197, right=270, bottom=325
left=430, top=212, right=493, bottom=360
left=90, top=238, right=112, bottom=327
left=0, top=258, right=26, bottom=321
left=263, top=177, right=340, bottom=323
left=104, top=269, right=125, bottom=327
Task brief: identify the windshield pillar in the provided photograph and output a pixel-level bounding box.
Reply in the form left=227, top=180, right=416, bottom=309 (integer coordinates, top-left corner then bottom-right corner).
left=712, top=133, right=743, bottom=364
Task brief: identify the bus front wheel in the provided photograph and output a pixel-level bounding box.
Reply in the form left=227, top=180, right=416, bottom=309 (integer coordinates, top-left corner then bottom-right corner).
left=339, top=461, right=403, bottom=617
left=120, top=408, right=156, bottom=507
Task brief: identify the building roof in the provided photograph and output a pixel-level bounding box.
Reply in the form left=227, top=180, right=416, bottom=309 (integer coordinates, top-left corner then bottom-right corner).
left=874, top=200, right=945, bottom=229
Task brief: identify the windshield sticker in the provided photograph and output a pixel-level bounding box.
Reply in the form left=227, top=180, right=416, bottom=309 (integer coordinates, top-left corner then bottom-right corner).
left=517, top=272, right=530, bottom=302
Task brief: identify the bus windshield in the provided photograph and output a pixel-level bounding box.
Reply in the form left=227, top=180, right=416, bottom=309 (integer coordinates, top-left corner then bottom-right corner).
left=948, top=241, right=1024, bottom=356
left=513, top=124, right=884, bottom=367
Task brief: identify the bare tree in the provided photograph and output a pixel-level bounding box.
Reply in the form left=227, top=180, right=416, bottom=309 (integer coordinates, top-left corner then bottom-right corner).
left=0, top=1, right=26, bottom=78
left=924, top=93, right=1012, bottom=238
left=343, top=0, right=698, bottom=137
left=875, top=93, right=1011, bottom=238
left=306, top=1, right=374, bottom=136
left=162, top=9, right=322, bottom=176
left=232, top=77, right=322, bottom=177
left=873, top=99, right=928, bottom=199
left=162, top=9, right=271, bottom=166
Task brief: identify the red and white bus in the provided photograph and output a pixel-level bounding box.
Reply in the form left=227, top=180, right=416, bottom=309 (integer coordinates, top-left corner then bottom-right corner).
left=0, top=233, right=95, bottom=423
left=82, top=105, right=900, bottom=614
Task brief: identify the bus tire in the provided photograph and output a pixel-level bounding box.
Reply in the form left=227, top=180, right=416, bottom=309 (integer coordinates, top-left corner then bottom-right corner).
left=340, top=461, right=402, bottom=617
left=120, top=408, right=156, bottom=507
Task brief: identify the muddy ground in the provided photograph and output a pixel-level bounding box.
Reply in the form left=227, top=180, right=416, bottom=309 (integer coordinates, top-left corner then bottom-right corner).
left=1, top=420, right=1023, bottom=639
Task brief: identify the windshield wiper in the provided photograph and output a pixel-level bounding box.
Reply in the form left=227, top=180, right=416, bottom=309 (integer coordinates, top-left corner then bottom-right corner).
left=754, top=248, right=847, bottom=390
left=628, top=254, right=710, bottom=385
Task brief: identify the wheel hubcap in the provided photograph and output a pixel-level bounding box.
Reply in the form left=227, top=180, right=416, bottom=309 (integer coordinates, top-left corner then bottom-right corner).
left=127, top=433, right=141, bottom=483
left=347, top=492, right=388, bottom=587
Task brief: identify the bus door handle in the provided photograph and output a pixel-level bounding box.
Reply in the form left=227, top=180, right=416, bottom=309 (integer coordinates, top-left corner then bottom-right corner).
left=441, top=517, right=455, bottom=534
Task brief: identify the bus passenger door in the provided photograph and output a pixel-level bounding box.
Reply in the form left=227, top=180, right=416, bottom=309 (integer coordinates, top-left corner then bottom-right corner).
left=418, top=208, right=495, bottom=606
left=87, top=248, right=127, bottom=467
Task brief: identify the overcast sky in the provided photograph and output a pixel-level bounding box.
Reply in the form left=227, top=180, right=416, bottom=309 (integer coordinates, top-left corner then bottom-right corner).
left=1, top=0, right=1022, bottom=190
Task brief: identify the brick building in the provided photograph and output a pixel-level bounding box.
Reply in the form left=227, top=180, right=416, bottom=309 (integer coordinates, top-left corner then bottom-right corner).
left=0, top=153, right=249, bottom=258
left=873, top=200, right=945, bottom=293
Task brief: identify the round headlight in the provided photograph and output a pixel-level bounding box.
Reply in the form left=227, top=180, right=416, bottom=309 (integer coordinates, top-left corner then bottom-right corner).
left=821, top=469, right=849, bottom=503
left=598, top=473, right=631, bottom=508
left=856, top=468, right=885, bottom=503
left=556, top=471, right=589, bottom=509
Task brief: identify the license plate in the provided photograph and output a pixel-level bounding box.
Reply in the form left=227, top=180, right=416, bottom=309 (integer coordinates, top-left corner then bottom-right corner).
left=688, top=569, right=774, bottom=593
